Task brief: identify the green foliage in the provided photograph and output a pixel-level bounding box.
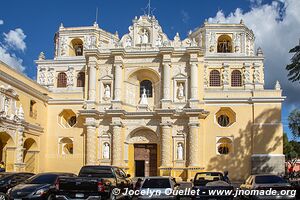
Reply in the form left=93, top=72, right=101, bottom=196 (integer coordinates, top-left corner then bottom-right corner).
left=288, top=109, right=300, bottom=138
left=283, top=133, right=300, bottom=161
left=286, top=42, right=300, bottom=82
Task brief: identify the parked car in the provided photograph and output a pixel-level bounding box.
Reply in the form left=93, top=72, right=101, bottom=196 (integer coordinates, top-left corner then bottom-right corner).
left=0, top=172, right=34, bottom=193
left=138, top=176, right=180, bottom=200
left=7, top=172, right=76, bottom=200
left=191, top=172, right=234, bottom=200
left=56, top=165, right=133, bottom=200
left=240, top=174, right=296, bottom=200
left=289, top=179, right=300, bottom=199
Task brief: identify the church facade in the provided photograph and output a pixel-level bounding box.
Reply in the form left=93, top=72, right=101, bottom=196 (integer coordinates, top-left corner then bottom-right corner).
left=0, top=15, right=285, bottom=181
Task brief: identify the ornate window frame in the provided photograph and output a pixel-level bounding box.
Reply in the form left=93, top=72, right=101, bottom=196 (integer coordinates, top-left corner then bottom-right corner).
left=173, top=73, right=188, bottom=103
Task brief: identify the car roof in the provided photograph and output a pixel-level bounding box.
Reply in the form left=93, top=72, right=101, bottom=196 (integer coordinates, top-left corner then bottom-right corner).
left=252, top=174, right=281, bottom=177
left=0, top=172, right=34, bottom=175
left=34, top=172, right=76, bottom=176
left=143, top=176, right=174, bottom=179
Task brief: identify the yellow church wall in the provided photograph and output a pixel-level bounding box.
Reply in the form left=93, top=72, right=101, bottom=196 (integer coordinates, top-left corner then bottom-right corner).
left=44, top=104, right=85, bottom=174
left=203, top=104, right=254, bottom=181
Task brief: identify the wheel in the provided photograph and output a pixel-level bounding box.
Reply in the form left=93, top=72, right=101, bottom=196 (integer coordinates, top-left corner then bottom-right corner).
left=0, top=193, right=8, bottom=200
left=47, top=194, right=55, bottom=200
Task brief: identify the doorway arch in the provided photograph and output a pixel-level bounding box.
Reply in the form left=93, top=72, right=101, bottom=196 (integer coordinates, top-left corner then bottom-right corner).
left=0, top=132, right=14, bottom=170
left=126, top=127, right=159, bottom=177
left=23, top=138, right=38, bottom=173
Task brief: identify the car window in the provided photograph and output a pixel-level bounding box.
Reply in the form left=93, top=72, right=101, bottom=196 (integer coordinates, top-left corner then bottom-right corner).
left=79, top=167, right=114, bottom=178
left=26, top=174, right=58, bottom=184
left=142, top=178, right=171, bottom=189
left=114, top=168, right=124, bottom=178
left=255, top=175, right=286, bottom=184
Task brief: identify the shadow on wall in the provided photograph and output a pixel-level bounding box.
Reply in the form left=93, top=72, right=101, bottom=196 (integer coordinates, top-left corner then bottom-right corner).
left=206, top=108, right=283, bottom=182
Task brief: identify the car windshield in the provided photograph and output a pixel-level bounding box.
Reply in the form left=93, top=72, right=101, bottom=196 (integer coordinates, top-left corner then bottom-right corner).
left=26, top=174, right=58, bottom=184
left=195, top=172, right=223, bottom=181
left=142, top=178, right=171, bottom=189
left=0, top=174, right=11, bottom=179
left=255, top=176, right=286, bottom=184
left=79, top=167, right=115, bottom=178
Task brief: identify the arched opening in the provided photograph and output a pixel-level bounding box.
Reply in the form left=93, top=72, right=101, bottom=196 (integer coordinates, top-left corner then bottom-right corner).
left=127, top=68, right=160, bottom=107
left=127, top=127, right=158, bottom=177
left=209, top=70, right=221, bottom=87
left=217, top=35, right=232, bottom=53
left=216, top=137, right=233, bottom=155
left=231, top=70, right=242, bottom=87
left=23, top=138, right=38, bottom=173
left=70, top=39, right=83, bottom=56
left=0, top=132, right=14, bottom=167
left=215, top=107, right=236, bottom=127
left=57, top=72, right=67, bottom=88
left=140, top=80, right=153, bottom=97
left=77, top=72, right=85, bottom=87
left=59, top=137, right=73, bottom=155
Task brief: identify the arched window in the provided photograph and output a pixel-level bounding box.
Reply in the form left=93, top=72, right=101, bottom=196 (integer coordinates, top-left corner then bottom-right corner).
left=77, top=72, right=85, bottom=87
left=216, top=137, right=233, bottom=155
left=57, top=72, right=67, bottom=88
left=231, top=70, right=242, bottom=87
left=59, top=137, right=73, bottom=155
left=70, top=39, right=83, bottom=56
left=209, top=70, right=221, bottom=87
left=217, top=35, right=232, bottom=53
left=140, top=80, right=153, bottom=97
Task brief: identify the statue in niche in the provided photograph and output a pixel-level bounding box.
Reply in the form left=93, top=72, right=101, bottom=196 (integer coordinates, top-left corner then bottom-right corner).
left=104, top=85, right=111, bottom=100
left=177, top=143, right=183, bottom=160
left=156, top=35, right=162, bottom=46
left=140, top=88, right=148, bottom=105
left=4, top=98, right=9, bottom=116
left=177, top=83, right=185, bottom=99
left=103, top=143, right=110, bottom=159
left=140, top=29, right=149, bottom=44
left=125, top=37, right=132, bottom=47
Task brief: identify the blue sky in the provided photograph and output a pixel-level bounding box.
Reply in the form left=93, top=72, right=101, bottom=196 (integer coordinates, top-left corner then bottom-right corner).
left=0, top=0, right=299, bottom=140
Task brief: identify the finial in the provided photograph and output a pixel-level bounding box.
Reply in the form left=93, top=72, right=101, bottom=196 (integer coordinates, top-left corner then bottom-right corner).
left=257, top=47, right=263, bottom=56
left=204, top=19, right=208, bottom=24
left=275, top=80, right=281, bottom=90
left=115, top=31, right=119, bottom=38
left=38, top=52, right=45, bottom=60
left=188, top=30, right=192, bottom=35
left=240, top=19, right=244, bottom=24
left=59, top=23, right=64, bottom=29
left=93, top=21, right=99, bottom=28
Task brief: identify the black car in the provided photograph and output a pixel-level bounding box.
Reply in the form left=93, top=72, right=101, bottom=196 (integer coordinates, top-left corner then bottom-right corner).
left=0, top=172, right=34, bottom=194
left=7, top=172, right=76, bottom=200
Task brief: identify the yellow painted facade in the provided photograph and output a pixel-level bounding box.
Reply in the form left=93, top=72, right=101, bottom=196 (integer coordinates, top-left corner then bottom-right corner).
left=0, top=15, right=285, bottom=182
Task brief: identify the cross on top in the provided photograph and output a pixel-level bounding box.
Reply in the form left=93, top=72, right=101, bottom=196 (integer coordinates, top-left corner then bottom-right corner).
left=143, top=0, right=155, bottom=17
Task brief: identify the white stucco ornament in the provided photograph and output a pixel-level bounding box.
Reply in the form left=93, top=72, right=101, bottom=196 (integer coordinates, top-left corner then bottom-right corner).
left=103, top=143, right=110, bottom=159
left=177, top=83, right=184, bottom=99
left=140, top=88, right=148, bottom=105
left=177, top=143, right=183, bottom=160
left=103, top=85, right=111, bottom=100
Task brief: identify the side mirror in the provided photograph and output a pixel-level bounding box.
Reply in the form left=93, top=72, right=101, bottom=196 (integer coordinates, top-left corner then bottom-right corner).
left=190, top=179, right=193, bottom=182
left=127, top=174, right=131, bottom=178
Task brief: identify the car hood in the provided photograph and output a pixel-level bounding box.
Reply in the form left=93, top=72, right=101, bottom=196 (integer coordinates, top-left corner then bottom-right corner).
left=140, top=188, right=172, bottom=196
left=12, top=183, right=51, bottom=193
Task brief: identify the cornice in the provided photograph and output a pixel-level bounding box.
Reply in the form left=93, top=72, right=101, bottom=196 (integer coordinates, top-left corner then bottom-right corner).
left=0, top=70, right=49, bottom=102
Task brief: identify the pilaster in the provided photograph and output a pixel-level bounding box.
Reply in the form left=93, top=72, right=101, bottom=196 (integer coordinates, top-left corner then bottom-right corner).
left=160, top=121, right=173, bottom=167
left=188, top=120, right=200, bottom=167
left=111, top=121, right=123, bottom=167
left=14, top=125, right=25, bottom=172
left=85, top=117, right=97, bottom=165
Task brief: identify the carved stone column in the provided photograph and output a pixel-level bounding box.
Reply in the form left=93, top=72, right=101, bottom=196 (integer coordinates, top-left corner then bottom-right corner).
left=112, top=122, right=122, bottom=166
left=190, top=63, right=198, bottom=99
left=85, top=118, right=97, bottom=165
left=244, top=63, right=252, bottom=89
left=14, top=126, right=25, bottom=171
left=113, top=64, right=122, bottom=101
left=253, top=63, right=263, bottom=90
left=162, top=63, right=171, bottom=100
left=223, top=63, right=230, bottom=90
left=188, top=122, right=200, bottom=167
left=160, top=123, right=172, bottom=167
left=88, top=62, right=97, bottom=101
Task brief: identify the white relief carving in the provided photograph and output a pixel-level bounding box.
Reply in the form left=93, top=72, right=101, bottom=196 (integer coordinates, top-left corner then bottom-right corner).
left=60, top=36, right=68, bottom=56
left=67, top=67, right=74, bottom=87
left=140, top=88, right=148, bottom=105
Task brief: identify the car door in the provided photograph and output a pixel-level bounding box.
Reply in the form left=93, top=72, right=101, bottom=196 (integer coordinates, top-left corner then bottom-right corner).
left=113, top=168, right=127, bottom=191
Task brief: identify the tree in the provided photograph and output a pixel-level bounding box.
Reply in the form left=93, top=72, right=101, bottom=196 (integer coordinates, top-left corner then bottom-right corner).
left=288, top=109, right=300, bottom=138
left=283, top=133, right=298, bottom=161
left=286, top=40, right=300, bottom=82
